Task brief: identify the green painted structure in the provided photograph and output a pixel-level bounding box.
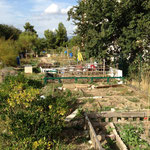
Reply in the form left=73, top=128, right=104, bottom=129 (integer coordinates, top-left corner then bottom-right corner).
left=44, top=76, right=124, bottom=85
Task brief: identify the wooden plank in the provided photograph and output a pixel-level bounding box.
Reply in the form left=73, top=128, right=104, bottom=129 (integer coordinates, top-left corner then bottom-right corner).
left=121, top=112, right=145, bottom=117
left=128, top=118, right=133, bottom=121
left=113, top=117, right=118, bottom=122
left=109, top=123, right=128, bottom=150
left=88, top=112, right=147, bottom=118
left=65, top=109, right=78, bottom=122
left=85, top=113, right=104, bottom=150
left=105, top=118, right=109, bottom=122
left=121, top=118, right=125, bottom=122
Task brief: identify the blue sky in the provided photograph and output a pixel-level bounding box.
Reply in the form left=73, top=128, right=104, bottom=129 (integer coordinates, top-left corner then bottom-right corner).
left=0, top=0, right=77, bottom=37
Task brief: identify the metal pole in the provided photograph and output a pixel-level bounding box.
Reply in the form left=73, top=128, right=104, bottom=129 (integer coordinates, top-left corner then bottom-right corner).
left=139, top=54, right=142, bottom=89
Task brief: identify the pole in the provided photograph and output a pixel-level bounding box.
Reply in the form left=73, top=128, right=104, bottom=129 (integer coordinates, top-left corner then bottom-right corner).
left=139, top=54, right=142, bottom=89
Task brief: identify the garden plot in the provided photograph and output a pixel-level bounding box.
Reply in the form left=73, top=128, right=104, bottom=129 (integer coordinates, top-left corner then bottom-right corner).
left=115, top=122, right=150, bottom=150
left=86, top=112, right=150, bottom=150
left=85, top=113, right=127, bottom=150
left=63, top=83, right=150, bottom=112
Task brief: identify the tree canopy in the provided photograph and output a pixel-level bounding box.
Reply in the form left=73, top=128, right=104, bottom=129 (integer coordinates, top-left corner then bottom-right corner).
left=44, top=29, right=56, bottom=49
left=24, top=22, right=37, bottom=34
left=0, top=24, right=21, bottom=40
left=55, top=22, right=68, bottom=47
left=68, top=0, right=150, bottom=75
left=0, top=38, right=18, bottom=66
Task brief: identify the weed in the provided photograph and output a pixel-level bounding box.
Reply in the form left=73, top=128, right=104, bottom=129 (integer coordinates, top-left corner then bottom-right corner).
left=116, top=124, right=150, bottom=149
left=106, top=93, right=112, bottom=96
left=100, top=106, right=112, bottom=111
left=127, top=97, right=139, bottom=102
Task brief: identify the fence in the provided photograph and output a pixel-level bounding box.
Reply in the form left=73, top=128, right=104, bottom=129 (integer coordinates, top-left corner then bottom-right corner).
left=43, top=76, right=124, bottom=85
left=88, top=111, right=150, bottom=123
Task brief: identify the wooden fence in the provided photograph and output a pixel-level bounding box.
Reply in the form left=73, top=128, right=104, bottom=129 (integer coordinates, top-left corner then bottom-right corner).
left=88, top=111, right=150, bottom=122
left=85, top=113, right=104, bottom=150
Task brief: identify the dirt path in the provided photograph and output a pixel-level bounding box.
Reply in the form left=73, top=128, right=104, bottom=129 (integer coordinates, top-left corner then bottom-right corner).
left=63, top=83, right=150, bottom=112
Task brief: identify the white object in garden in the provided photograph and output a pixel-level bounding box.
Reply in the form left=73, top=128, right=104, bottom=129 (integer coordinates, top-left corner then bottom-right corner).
left=94, top=62, right=98, bottom=67
left=79, top=96, right=103, bottom=99
left=111, top=108, right=115, bottom=112
left=47, top=54, right=51, bottom=57
left=65, top=109, right=78, bottom=122
left=58, top=87, right=63, bottom=90
left=109, top=67, right=123, bottom=84
left=40, top=95, right=46, bottom=99
left=40, top=67, right=57, bottom=73
left=24, top=65, right=33, bottom=74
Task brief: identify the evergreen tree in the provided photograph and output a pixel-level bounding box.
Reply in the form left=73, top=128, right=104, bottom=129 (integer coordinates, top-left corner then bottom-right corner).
left=24, top=22, right=37, bottom=34
left=44, top=29, right=56, bottom=49
left=68, top=0, right=150, bottom=76
left=0, top=24, right=21, bottom=40
left=55, top=22, right=68, bottom=47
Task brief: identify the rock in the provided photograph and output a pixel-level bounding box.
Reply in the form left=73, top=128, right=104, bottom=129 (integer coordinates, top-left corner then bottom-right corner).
left=74, top=87, right=78, bottom=91
left=111, top=108, right=115, bottom=112
left=58, top=87, right=63, bottom=90
left=101, top=140, right=107, bottom=146
left=107, top=134, right=116, bottom=140
left=63, top=88, right=66, bottom=91
left=97, top=135, right=105, bottom=142
left=88, top=140, right=92, bottom=144
left=91, top=85, right=95, bottom=89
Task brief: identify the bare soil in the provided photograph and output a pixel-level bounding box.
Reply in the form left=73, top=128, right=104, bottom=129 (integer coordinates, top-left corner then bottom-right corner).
left=63, top=83, right=150, bottom=112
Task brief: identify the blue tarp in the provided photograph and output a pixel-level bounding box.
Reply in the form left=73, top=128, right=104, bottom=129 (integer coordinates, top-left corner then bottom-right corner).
left=69, top=52, right=73, bottom=58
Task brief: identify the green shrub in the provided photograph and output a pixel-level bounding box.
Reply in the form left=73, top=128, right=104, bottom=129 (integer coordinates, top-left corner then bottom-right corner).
left=0, top=74, right=76, bottom=149
left=0, top=38, right=19, bottom=66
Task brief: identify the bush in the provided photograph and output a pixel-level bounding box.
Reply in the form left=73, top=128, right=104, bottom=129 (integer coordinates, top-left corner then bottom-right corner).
left=0, top=38, right=19, bottom=66
left=0, top=74, right=76, bottom=149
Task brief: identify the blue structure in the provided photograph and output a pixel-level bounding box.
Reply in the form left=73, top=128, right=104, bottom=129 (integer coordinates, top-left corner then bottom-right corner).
left=69, top=52, right=73, bottom=58
left=16, top=56, right=20, bottom=65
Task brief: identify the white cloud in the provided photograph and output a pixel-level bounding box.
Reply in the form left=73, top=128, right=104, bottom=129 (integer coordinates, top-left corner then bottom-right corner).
left=73, top=25, right=78, bottom=31
left=44, top=3, right=59, bottom=14
left=61, top=6, right=72, bottom=14
left=0, top=0, right=76, bottom=37
left=44, top=3, right=72, bottom=15
left=52, top=28, right=56, bottom=32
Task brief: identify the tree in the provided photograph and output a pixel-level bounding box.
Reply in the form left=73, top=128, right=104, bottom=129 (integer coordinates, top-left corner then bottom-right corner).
left=55, top=22, right=68, bottom=47
left=68, top=35, right=81, bottom=48
left=0, top=24, right=21, bottom=40
left=24, top=22, right=37, bottom=34
left=17, top=32, right=38, bottom=56
left=44, top=30, right=56, bottom=49
left=0, top=38, right=19, bottom=66
left=35, top=38, right=47, bottom=55
left=68, top=0, right=150, bottom=76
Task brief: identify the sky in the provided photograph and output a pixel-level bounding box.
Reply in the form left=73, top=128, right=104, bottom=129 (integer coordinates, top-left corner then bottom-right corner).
left=0, top=0, right=78, bottom=37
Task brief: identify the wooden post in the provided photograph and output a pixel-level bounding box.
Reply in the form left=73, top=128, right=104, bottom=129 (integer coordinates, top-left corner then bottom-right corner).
left=105, top=118, right=109, bottom=122
left=136, top=118, right=140, bottom=122
left=113, top=117, right=117, bottom=122
left=103, top=59, right=105, bottom=75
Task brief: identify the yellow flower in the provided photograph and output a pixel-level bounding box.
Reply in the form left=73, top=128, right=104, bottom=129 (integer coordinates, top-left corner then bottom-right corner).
left=59, top=109, right=66, bottom=116
left=48, top=105, right=52, bottom=109
left=33, top=141, right=39, bottom=149
left=47, top=141, right=53, bottom=150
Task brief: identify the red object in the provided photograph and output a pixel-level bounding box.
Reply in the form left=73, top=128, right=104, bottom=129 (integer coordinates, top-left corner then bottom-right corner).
left=144, top=117, right=148, bottom=120
left=90, top=65, right=96, bottom=69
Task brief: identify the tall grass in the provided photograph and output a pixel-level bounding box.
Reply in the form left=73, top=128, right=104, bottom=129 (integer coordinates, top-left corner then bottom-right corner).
left=0, top=38, right=18, bottom=66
